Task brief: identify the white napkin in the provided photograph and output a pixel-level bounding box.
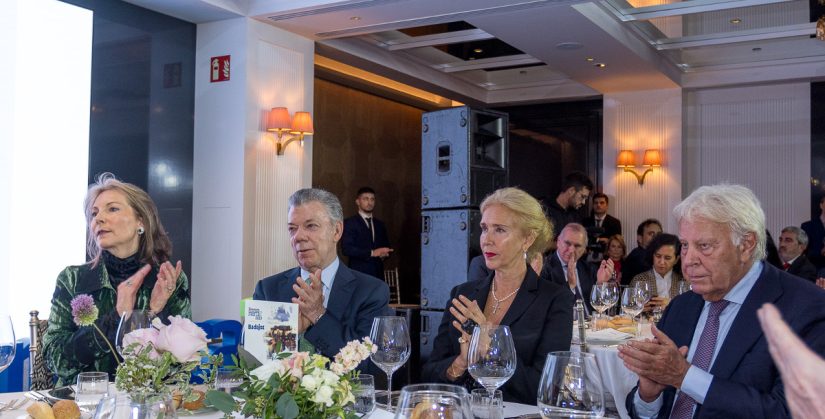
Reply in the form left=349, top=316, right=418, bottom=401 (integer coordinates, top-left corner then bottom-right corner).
left=587, top=328, right=633, bottom=342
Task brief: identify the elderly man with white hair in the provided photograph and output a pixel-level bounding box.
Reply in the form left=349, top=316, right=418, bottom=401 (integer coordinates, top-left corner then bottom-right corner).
left=619, top=184, right=825, bottom=419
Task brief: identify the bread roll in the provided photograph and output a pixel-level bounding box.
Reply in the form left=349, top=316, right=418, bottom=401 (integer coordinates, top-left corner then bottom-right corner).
left=26, top=401, right=55, bottom=419
left=52, top=400, right=80, bottom=419
left=182, top=390, right=205, bottom=411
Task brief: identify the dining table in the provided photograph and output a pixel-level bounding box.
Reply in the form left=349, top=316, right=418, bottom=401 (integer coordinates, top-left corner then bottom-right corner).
left=0, top=389, right=541, bottom=418
left=570, top=320, right=653, bottom=419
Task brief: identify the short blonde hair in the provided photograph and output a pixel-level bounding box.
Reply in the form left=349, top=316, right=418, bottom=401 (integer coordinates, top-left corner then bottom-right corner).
left=84, top=173, right=172, bottom=267
left=607, top=234, right=627, bottom=259
left=480, top=187, right=553, bottom=260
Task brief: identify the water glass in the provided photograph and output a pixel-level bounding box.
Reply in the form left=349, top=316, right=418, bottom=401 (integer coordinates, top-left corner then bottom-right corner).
left=0, top=316, right=15, bottom=374
left=94, top=394, right=177, bottom=419
left=76, top=371, right=110, bottom=413
left=351, top=374, right=376, bottom=417
left=470, top=389, right=503, bottom=419
left=676, top=281, right=691, bottom=296
left=537, top=351, right=604, bottom=419
left=394, top=383, right=472, bottom=419
left=214, top=367, right=243, bottom=394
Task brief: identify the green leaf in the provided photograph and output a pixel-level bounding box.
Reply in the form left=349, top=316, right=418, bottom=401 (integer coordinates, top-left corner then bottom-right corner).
left=204, top=390, right=236, bottom=414
left=275, top=393, right=299, bottom=419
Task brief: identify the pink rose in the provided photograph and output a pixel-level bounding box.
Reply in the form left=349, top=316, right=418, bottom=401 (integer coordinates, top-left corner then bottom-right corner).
left=154, top=315, right=208, bottom=362
left=123, top=327, right=160, bottom=359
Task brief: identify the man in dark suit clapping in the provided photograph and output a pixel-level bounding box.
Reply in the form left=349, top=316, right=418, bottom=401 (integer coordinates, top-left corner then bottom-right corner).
left=619, top=184, right=825, bottom=418
left=342, top=187, right=393, bottom=280
left=253, top=188, right=390, bottom=359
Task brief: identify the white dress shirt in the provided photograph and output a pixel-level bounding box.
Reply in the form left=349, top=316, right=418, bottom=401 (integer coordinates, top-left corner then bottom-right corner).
left=299, top=257, right=340, bottom=308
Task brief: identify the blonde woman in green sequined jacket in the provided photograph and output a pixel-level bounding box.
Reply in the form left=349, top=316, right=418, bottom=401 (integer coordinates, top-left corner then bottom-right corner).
left=43, top=173, right=191, bottom=386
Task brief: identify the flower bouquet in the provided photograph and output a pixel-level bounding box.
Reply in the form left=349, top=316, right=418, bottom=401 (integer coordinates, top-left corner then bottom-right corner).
left=205, top=338, right=376, bottom=419
left=115, top=315, right=222, bottom=406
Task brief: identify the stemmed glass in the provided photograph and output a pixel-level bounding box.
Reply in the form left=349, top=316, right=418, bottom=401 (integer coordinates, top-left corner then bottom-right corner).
left=537, top=351, right=604, bottom=418
left=620, top=288, right=645, bottom=337
left=115, top=310, right=156, bottom=356
left=468, top=325, right=516, bottom=418
left=589, top=283, right=618, bottom=330
left=0, top=316, right=15, bottom=374
left=369, top=316, right=411, bottom=412
left=677, top=281, right=691, bottom=296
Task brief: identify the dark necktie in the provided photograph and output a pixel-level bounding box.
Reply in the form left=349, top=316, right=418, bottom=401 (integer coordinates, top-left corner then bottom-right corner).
left=670, top=299, right=730, bottom=418
left=782, top=262, right=790, bottom=270
left=366, top=217, right=374, bottom=243
left=596, top=218, right=602, bottom=228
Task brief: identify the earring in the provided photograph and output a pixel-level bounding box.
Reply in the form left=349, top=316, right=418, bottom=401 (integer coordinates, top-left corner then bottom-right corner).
left=137, top=226, right=145, bottom=235
left=523, top=251, right=528, bottom=260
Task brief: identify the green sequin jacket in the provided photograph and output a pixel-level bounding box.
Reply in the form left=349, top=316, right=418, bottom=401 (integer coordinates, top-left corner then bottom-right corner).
left=42, top=262, right=191, bottom=386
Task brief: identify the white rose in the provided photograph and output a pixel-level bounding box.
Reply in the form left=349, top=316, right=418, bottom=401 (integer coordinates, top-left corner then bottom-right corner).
left=301, top=374, right=318, bottom=391
left=314, top=385, right=334, bottom=407
left=321, top=370, right=339, bottom=385
left=251, top=360, right=285, bottom=382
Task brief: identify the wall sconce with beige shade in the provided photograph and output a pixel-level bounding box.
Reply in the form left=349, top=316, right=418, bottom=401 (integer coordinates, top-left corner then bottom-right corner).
left=616, top=149, right=662, bottom=185
left=266, top=107, right=314, bottom=155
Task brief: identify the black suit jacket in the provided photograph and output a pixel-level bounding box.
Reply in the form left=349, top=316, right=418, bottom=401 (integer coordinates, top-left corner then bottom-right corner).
left=786, top=254, right=817, bottom=282
left=541, top=252, right=597, bottom=313
left=421, top=266, right=573, bottom=404
left=583, top=213, right=623, bottom=239
left=622, top=247, right=650, bottom=286
left=626, top=263, right=825, bottom=418
left=252, top=263, right=391, bottom=360
left=342, top=215, right=391, bottom=279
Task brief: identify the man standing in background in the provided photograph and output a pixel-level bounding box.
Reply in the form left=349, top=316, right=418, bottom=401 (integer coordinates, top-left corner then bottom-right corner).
left=545, top=171, right=594, bottom=234
left=342, top=187, right=393, bottom=280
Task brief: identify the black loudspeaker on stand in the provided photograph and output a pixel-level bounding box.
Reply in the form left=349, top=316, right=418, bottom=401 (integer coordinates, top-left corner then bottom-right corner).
left=419, top=106, right=508, bottom=362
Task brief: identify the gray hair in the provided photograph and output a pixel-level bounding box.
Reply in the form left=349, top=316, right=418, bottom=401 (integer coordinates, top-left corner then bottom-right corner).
left=560, top=223, right=589, bottom=247
left=781, top=226, right=809, bottom=247
left=673, top=184, right=766, bottom=261
left=288, top=188, right=343, bottom=225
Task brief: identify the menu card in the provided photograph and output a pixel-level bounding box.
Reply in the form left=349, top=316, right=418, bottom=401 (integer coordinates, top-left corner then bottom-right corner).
left=243, top=300, right=299, bottom=363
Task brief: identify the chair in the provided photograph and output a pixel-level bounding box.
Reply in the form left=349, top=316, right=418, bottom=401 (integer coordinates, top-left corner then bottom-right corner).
left=384, top=268, right=401, bottom=305
left=196, top=319, right=242, bottom=366
left=29, top=310, right=54, bottom=390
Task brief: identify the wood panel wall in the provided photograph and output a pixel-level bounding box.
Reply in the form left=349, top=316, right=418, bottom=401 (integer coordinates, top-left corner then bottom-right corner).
left=313, top=78, right=424, bottom=303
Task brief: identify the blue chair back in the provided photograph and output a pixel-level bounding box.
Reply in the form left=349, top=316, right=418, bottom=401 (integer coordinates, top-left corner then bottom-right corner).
left=196, top=319, right=242, bottom=366
left=0, top=339, right=30, bottom=392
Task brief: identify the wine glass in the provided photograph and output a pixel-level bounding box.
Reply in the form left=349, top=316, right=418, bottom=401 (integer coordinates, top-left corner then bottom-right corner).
left=394, top=383, right=472, bottom=419
left=115, top=310, right=156, bottom=356
left=634, top=282, right=652, bottom=306
left=677, top=281, right=691, bottom=296
left=621, top=287, right=645, bottom=336
left=369, top=316, right=411, bottom=412
left=537, top=351, right=604, bottom=418
left=601, top=283, right=619, bottom=317
left=468, top=325, right=516, bottom=418
left=589, top=286, right=607, bottom=328
left=0, top=316, right=15, bottom=374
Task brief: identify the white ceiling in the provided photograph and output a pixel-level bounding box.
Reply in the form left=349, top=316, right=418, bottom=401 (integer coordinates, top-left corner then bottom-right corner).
left=123, top=0, right=825, bottom=105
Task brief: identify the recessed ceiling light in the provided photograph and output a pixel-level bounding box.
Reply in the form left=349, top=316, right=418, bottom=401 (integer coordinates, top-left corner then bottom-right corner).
left=585, top=57, right=594, bottom=62
left=594, top=63, right=606, bottom=68
left=556, top=42, right=583, bottom=50
left=473, top=48, right=483, bottom=53
left=752, top=47, right=762, bottom=52
left=519, top=70, right=528, bottom=75
left=730, top=18, right=742, bottom=24
left=350, top=16, right=361, bottom=21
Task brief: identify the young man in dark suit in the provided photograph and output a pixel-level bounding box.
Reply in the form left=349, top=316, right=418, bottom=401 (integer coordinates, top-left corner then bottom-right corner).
left=619, top=184, right=825, bottom=418
left=342, top=187, right=393, bottom=280
left=583, top=192, right=623, bottom=262
left=253, top=188, right=390, bottom=360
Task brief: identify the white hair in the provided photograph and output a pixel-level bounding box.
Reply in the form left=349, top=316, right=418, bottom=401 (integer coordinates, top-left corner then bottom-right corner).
left=673, top=184, right=766, bottom=261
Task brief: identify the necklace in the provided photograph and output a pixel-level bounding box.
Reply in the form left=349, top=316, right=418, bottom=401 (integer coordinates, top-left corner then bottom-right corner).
left=491, top=280, right=520, bottom=315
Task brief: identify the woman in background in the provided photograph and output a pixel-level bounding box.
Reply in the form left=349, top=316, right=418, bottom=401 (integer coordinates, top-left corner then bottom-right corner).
left=606, top=234, right=626, bottom=285
left=629, top=233, right=685, bottom=314
left=43, top=173, right=190, bottom=386
left=422, top=187, right=572, bottom=403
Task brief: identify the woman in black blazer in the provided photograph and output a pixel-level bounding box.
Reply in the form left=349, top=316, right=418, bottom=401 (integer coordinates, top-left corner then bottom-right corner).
left=421, top=187, right=573, bottom=404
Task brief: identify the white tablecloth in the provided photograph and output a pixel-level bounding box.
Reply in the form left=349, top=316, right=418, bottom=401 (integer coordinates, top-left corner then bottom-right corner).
left=0, top=390, right=539, bottom=418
